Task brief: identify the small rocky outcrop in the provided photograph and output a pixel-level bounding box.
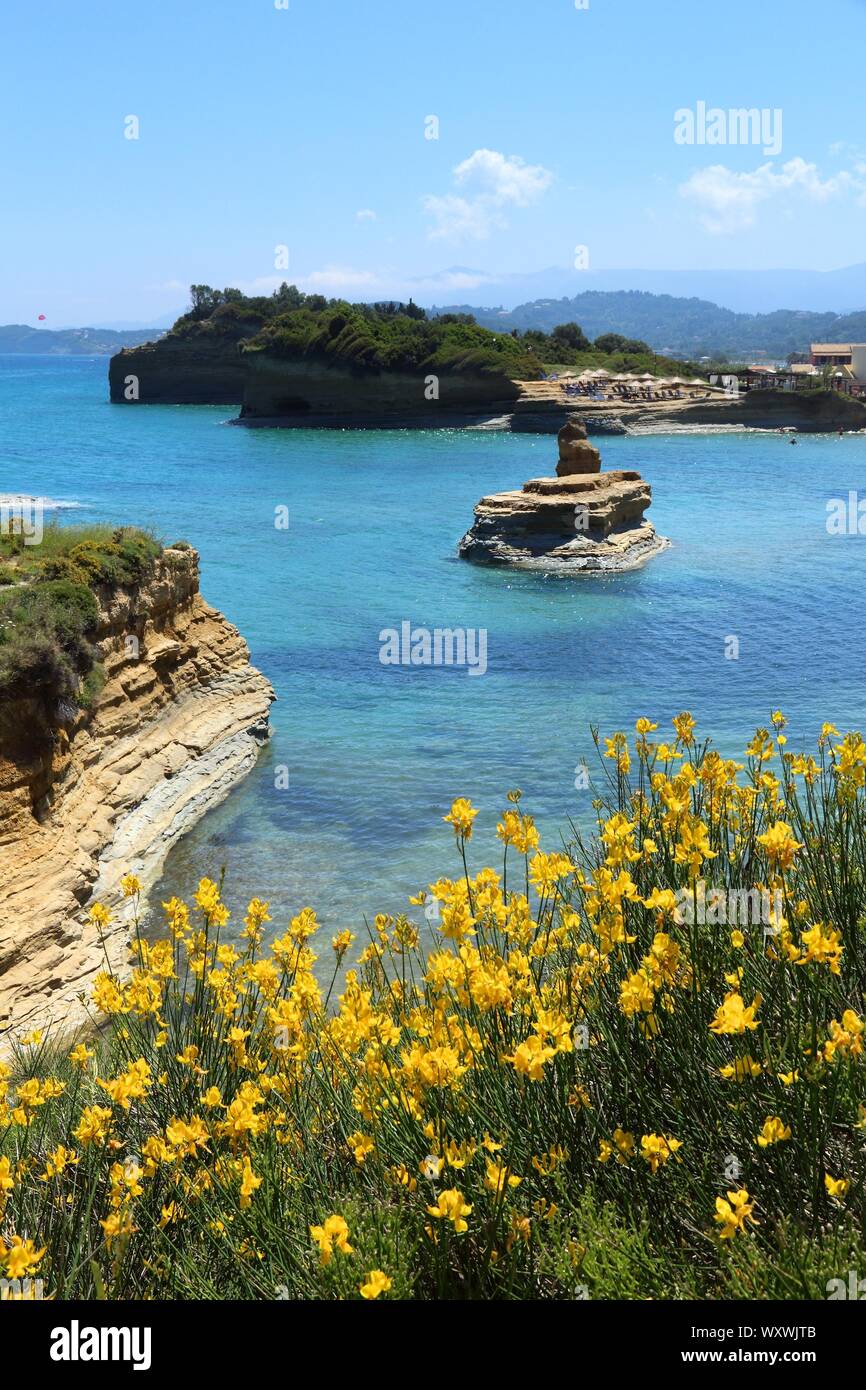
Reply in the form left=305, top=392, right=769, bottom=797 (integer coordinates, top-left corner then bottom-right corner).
left=556, top=418, right=602, bottom=474
left=458, top=417, right=670, bottom=573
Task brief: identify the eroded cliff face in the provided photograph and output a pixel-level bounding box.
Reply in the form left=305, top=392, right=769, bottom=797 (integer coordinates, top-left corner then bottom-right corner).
left=108, top=338, right=522, bottom=424
left=237, top=354, right=522, bottom=426
left=108, top=338, right=246, bottom=404
left=0, top=548, right=274, bottom=1043
left=508, top=388, right=866, bottom=435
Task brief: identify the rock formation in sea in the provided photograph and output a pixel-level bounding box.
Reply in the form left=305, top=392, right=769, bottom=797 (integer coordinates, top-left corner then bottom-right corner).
left=458, top=417, right=670, bottom=573
left=0, top=547, right=274, bottom=1044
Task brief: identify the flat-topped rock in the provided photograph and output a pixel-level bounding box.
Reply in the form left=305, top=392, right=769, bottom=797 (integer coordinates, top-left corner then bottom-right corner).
left=458, top=414, right=669, bottom=574
left=523, top=468, right=642, bottom=493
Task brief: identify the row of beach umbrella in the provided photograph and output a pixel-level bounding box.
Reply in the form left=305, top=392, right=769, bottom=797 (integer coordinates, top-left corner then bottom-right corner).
left=556, top=368, right=713, bottom=388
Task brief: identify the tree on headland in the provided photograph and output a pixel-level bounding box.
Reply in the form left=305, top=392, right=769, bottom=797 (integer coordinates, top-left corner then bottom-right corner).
left=551, top=321, right=591, bottom=352
left=594, top=332, right=652, bottom=355
left=188, top=284, right=224, bottom=318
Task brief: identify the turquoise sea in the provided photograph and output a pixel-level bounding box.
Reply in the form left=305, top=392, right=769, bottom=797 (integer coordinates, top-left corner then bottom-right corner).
left=3, top=354, right=866, bottom=938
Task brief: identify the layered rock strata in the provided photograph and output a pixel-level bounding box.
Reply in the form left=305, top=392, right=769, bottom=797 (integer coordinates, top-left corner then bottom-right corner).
left=0, top=548, right=274, bottom=1044
left=459, top=418, right=669, bottom=573
left=506, top=388, right=866, bottom=435
left=236, top=354, right=521, bottom=426
left=109, top=337, right=246, bottom=404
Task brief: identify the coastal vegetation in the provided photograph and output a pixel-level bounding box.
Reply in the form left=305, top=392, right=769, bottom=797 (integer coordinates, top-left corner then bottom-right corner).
left=162, top=286, right=698, bottom=381
left=9, top=288, right=866, bottom=364
left=3, top=715, right=866, bottom=1300
left=0, top=524, right=161, bottom=708
left=168, top=285, right=543, bottom=381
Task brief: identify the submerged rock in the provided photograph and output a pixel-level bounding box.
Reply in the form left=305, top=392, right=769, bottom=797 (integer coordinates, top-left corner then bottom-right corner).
left=458, top=417, right=670, bottom=573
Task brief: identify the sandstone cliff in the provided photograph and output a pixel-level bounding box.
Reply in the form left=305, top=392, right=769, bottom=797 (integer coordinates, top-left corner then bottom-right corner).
left=507, top=387, right=866, bottom=435
left=0, top=548, right=274, bottom=1044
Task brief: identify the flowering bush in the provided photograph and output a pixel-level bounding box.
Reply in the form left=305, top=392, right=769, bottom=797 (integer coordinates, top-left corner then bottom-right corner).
left=2, top=713, right=866, bottom=1300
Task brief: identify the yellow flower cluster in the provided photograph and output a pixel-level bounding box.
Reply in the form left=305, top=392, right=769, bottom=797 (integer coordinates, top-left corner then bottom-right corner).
left=2, top=717, right=865, bottom=1300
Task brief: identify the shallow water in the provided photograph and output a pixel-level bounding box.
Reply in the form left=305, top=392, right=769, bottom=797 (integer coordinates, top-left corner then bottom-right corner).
left=3, top=354, right=866, bottom=940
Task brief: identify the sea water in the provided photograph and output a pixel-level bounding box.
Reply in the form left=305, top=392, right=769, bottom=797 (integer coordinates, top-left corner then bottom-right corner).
left=3, top=354, right=865, bottom=938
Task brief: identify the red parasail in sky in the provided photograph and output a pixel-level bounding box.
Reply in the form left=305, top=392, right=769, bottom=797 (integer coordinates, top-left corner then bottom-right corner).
left=37, top=314, right=46, bottom=321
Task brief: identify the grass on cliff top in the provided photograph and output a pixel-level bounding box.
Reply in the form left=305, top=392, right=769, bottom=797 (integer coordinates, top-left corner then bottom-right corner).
left=3, top=714, right=866, bottom=1300
left=0, top=524, right=162, bottom=709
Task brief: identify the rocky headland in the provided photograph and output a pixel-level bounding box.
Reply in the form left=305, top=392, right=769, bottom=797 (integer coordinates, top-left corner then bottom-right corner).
left=109, top=336, right=247, bottom=405
left=459, top=418, right=669, bottom=573
left=108, top=286, right=866, bottom=434
left=108, top=289, right=536, bottom=419
left=109, top=335, right=866, bottom=436
left=109, top=343, right=522, bottom=424
left=506, top=387, right=866, bottom=435
left=236, top=352, right=521, bottom=427
left=0, top=546, right=274, bottom=1044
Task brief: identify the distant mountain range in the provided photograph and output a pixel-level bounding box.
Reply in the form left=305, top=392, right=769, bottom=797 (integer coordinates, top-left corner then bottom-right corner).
left=429, top=291, right=866, bottom=361
left=0, top=324, right=163, bottom=355
left=425, top=262, right=866, bottom=317
left=86, top=310, right=182, bottom=332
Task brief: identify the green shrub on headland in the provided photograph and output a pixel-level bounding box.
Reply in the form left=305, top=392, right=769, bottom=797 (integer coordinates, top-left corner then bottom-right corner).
left=34, top=529, right=161, bottom=588
left=161, top=283, right=703, bottom=381
left=244, top=303, right=544, bottom=379
left=0, top=525, right=161, bottom=708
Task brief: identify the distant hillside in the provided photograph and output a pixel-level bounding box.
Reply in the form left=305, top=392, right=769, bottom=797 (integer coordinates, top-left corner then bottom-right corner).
left=429, top=291, right=866, bottom=361
left=424, top=261, right=866, bottom=316
left=0, top=324, right=164, bottom=355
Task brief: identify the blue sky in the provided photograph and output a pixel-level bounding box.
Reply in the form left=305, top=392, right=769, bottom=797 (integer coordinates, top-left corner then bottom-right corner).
left=2, top=0, right=866, bottom=323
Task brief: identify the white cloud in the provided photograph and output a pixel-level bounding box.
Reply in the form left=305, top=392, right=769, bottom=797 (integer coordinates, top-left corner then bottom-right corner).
left=297, top=265, right=382, bottom=292
left=355, top=208, right=377, bottom=222
left=233, top=275, right=289, bottom=294
left=226, top=269, right=382, bottom=297
left=413, top=269, right=497, bottom=292
left=424, top=148, right=553, bottom=241
left=679, top=156, right=864, bottom=233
